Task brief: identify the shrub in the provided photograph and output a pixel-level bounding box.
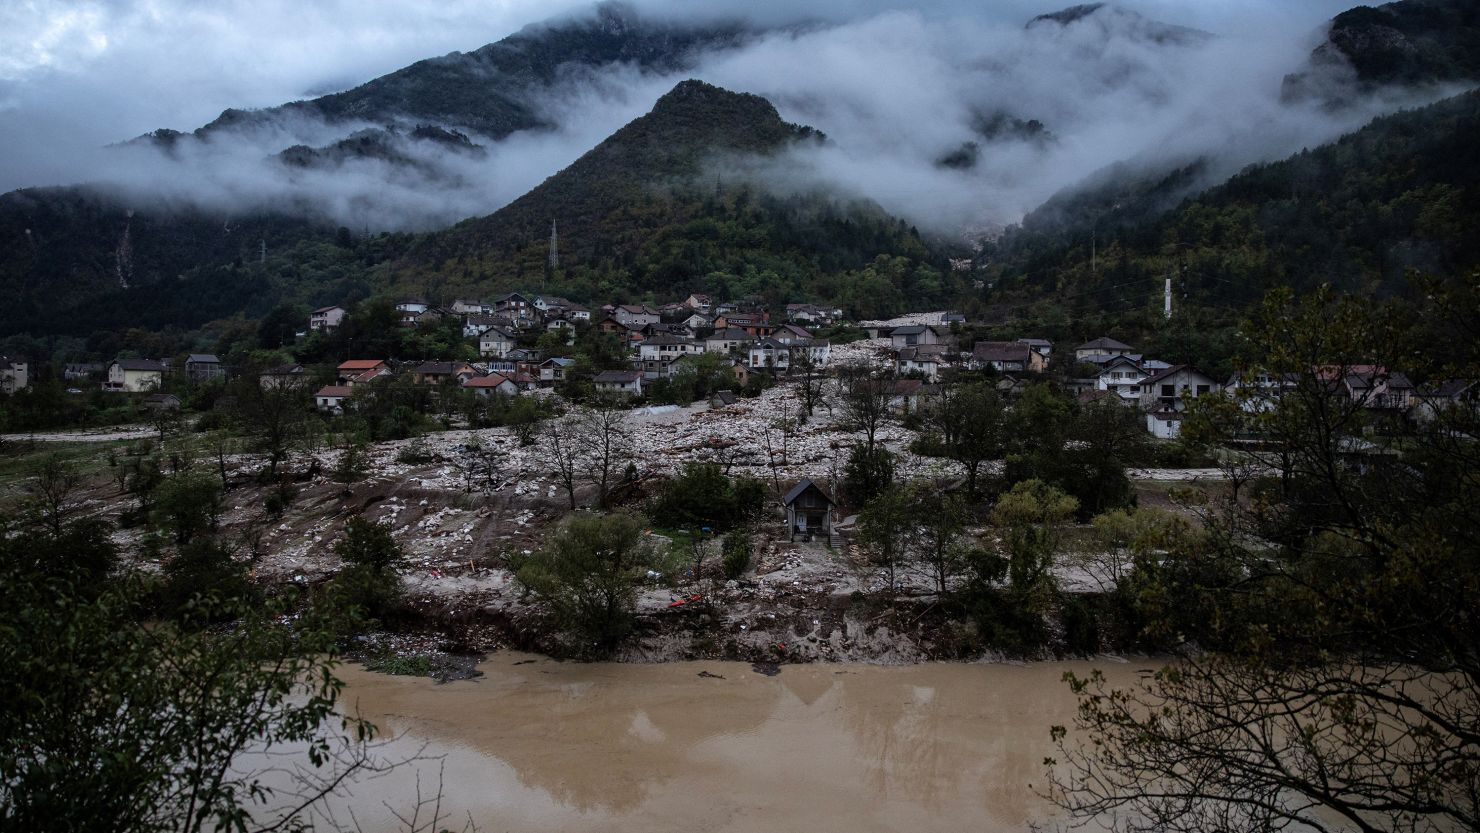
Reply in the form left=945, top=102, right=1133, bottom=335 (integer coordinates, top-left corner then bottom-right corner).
left=649, top=463, right=765, bottom=532
left=842, top=446, right=895, bottom=506
left=722, top=529, right=753, bottom=579
left=158, top=540, right=256, bottom=618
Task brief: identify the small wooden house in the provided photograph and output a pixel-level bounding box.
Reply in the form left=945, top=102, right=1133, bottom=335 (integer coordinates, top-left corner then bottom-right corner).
left=783, top=478, right=838, bottom=547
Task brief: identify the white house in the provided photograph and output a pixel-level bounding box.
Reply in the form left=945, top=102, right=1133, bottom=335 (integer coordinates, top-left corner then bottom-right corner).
left=395, top=299, right=429, bottom=326
left=613, top=304, right=661, bottom=328
left=889, top=325, right=940, bottom=350
left=749, top=338, right=791, bottom=371
left=897, top=345, right=949, bottom=381
left=309, top=305, right=346, bottom=331
left=105, top=359, right=166, bottom=393
left=451, top=299, right=492, bottom=315
left=462, top=374, right=517, bottom=397
left=1096, top=356, right=1150, bottom=402
left=639, top=335, right=703, bottom=363
left=315, top=385, right=352, bottom=414
left=1138, top=365, right=1218, bottom=413
left=1, top=356, right=30, bottom=394
left=705, top=328, right=751, bottom=354
left=1225, top=369, right=1299, bottom=412
left=1075, top=337, right=1135, bottom=362
left=1146, top=409, right=1184, bottom=439
left=594, top=370, right=644, bottom=398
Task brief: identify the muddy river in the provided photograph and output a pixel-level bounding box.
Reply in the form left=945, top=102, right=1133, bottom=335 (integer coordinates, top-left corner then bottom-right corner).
left=292, top=652, right=1155, bottom=833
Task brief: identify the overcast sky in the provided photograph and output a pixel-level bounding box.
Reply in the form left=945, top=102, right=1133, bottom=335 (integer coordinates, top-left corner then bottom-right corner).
left=0, top=0, right=1381, bottom=233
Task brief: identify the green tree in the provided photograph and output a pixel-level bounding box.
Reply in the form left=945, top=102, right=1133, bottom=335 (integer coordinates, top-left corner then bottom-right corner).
left=0, top=527, right=376, bottom=832
left=1048, top=286, right=1480, bottom=833
left=151, top=471, right=223, bottom=545
left=515, top=512, right=671, bottom=653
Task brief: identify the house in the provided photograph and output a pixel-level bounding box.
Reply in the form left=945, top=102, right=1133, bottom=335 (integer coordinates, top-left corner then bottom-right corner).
left=508, top=372, right=540, bottom=392
left=478, top=327, right=518, bottom=359
left=863, top=324, right=894, bottom=340
left=1137, top=365, right=1218, bottom=413
left=336, top=359, right=388, bottom=385
left=710, top=390, right=739, bottom=409
left=639, top=334, right=703, bottom=363
left=897, top=345, right=950, bottom=380
left=538, top=357, right=576, bottom=385
left=462, top=374, right=518, bottom=398
left=504, top=349, right=544, bottom=377
left=412, top=361, right=476, bottom=386
left=1075, top=337, right=1135, bottom=362
left=613, top=304, right=662, bottom=328
left=783, top=479, right=838, bottom=546
left=593, top=370, right=644, bottom=398
left=1412, top=380, right=1477, bottom=425
left=105, top=359, right=167, bottom=393
left=791, top=339, right=831, bottom=370
left=395, top=299, right=429, bottom=326
left=684, top=293, right=713, bottom=314
left=545, top=316, right=574, bottom=332
left=309, top=305, right=346, bottom=331
left=705, top=328, right=751, bottom=354
left=773, top=323, right=815, bottom=345
left=63, top=362, right=104, bottom=381
left=785, top=303, right=838, bottom=326
left=315, top=385, right=353, bottom=414
left=970, top=342, right=1045, bottom=373
left=713, top=313, right=775, bottom=338
left=1145, top=408, right=1184, bottom=440
left=749, top=338, right=792, bottom=372
left=451, top=299, right=492, bottom=316
left=494, top=293, right=535, bottom=320
left=259, top=364, right=307, bottom=390
left=1096, top=356, right=1150, bottom=402
left=680, top=312, right=713, bottom=331
left=889, top=325, right=940, bottom=350
left=143, top=393, right=181, bottom=411
left=463, top=313, right=511, bottom=339
left=644, top=322, right=695, bottom=340
left=185, top=354, right=225, bottom=383
left=1, top=356, right=30, bottom=394
left=1225, top=369, right=1298, bottom=412
left=1017, top=338, right=1053, bottom=366
left=1331, top=366, right=1415, bottom=411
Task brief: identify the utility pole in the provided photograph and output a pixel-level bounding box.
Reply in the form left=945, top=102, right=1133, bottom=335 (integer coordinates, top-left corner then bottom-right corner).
left=1164, top=274, right=1173, bottom=319
left=548, top=220, right=559, bottom=271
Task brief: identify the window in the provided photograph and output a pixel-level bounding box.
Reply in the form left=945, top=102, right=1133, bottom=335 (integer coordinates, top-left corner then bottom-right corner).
left=1196, top=385, right=1210, bottom=396
left=1161, top=384, right=1176, bottom=398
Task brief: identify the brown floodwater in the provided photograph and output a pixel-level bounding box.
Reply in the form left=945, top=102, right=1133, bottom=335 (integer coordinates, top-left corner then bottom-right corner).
left=307, top=653, right=1154, bottom=833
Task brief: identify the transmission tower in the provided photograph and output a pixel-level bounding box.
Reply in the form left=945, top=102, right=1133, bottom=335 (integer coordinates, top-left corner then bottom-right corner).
left=548, top=220, right=559, bottom=270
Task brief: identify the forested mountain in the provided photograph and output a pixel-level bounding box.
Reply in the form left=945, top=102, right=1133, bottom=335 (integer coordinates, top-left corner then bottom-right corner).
left=986, top=89, right=1480, bottom=308
left=384, top=80, right=948, bottom=316
left=1283, top=0, right=1480, bottom=102
left=143, top=1, right=759, bottom=144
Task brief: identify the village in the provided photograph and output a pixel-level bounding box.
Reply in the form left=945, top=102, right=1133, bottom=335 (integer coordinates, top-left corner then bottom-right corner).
left=3, top=287, right=1468, bottom=668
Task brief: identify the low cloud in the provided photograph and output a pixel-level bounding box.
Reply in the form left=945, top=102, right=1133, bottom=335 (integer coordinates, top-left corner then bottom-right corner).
left=0, top=0, right=1450, bottom=238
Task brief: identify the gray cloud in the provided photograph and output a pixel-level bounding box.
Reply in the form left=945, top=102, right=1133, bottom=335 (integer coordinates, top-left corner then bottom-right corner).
left=0, top=0, right=1446, bottom=238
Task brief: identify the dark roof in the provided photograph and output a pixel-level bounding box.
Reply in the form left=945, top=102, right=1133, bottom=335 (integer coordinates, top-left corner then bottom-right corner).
left=113, top=358, right=167, bottom=371
left=711, top=390, right=739, bottom=406
left=1141, top=364, right=1216, bottom=387
left=890, top=324, right=929, bottom=335
left=708, top=328, right=751, bottom=340
left=972, top=341, right=1030, bottom=362
left=1419, top=379, right=1476, bottom=398
left=898, top=345, right=948, bottom=361
left=594, top=370, right=643, bottom=383
left=263, top=363, right=305, bottom=376
left=783, top=478, right=835, bottom=506
left=1076, top=336, right=1134, bottom=352
left=312, top=305, right=344, bottom=314
left=186, top=353, right=220, bottom=364
left=1017, top=338, right=1052, bottom=347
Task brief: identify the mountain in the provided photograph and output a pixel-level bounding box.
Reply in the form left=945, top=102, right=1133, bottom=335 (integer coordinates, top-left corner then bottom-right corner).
left=1025, top=3, right=1212, bottom=46
left=384, top=79, right=943, bottom=313
left=148, top=2, right=760, bottom=144
left=986, top=89, right=1480, bottom=307
left=1283, top=0, right=1480, bottom=103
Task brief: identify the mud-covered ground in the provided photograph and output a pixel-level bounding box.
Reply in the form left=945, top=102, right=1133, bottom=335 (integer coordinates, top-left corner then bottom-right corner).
left=3, top=343, right=1228, bottom=669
